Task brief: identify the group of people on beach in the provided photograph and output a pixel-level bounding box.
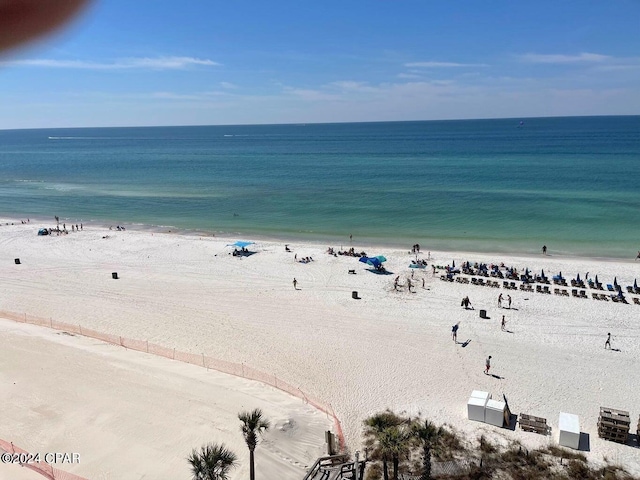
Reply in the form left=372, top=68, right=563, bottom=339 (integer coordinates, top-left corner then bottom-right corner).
left=461, top=296, right=472, bottom=309
left=497, top=293, right=512, bottom=308
left=334, top=247, right=367, bottom=258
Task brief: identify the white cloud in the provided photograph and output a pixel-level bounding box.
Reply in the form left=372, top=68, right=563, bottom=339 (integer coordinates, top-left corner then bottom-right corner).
left=518, top=52, right=610, bottom=64
left=0, top=56, right=219, bottom=70
left=404, top=61, right=489, bottom=68
left=219, top=82, right=238, bottom=89
left=397, top=73, right=422, bottom=79
left=327, top=81, right=380, bottom=93
left=151, top=92, right=203, bottom=100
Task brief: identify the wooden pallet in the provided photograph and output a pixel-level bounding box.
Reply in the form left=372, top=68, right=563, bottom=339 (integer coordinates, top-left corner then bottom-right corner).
left=519, top=413, right=549, bottom=435
left=598, top=407, right=630, bottom=443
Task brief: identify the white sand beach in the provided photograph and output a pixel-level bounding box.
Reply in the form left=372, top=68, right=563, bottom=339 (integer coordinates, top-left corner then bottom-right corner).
left=1, top=219, right=640, bottom=477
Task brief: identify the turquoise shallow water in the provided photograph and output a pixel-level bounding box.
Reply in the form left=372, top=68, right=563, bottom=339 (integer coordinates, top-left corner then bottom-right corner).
left=1, top=116, right=639, bottom=257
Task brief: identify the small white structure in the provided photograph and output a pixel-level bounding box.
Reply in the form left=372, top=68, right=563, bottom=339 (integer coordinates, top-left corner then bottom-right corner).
left=471, top=390, right=490, bottom=402
left=467, top=390, right=490, bottom=422
left=485, top=399, right=506, bottom=427
left=559, top=412, right=580, bottom=449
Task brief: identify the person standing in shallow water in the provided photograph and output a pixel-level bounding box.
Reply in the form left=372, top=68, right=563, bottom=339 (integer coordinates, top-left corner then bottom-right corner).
left=542, top=245, right=547, bottom=255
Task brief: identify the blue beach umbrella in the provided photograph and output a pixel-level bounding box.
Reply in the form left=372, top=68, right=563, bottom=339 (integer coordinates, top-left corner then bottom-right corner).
left=576, top=273, right=581, bottom=282
left=374, top=255, right=387, bottom=263
left=359, top=256, right=380, bottom=268
left=614, top=277, right=618, bottom=287
left=541, top=269, right=545, bottom=279
left=367, top=258, right=382, bottom=268
left=634, top=279, right=638, bottom=289
left=227, top=240, right=255, bottom=248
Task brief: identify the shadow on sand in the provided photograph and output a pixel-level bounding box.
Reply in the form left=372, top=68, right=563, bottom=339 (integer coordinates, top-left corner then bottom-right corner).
left=578, top=432, right=591, bottom=452
left=367, top=268, right=393, bottom=275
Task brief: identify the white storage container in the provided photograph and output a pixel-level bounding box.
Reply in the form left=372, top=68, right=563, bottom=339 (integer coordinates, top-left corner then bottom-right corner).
left=467, top=396, right=487, bottom=422
left=559, top=412, right=580, bottom=449
left=485, top=399, right=506, bottom=427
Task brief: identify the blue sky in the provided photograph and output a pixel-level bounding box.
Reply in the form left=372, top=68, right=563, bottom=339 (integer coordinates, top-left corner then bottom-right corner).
left=1, top=0, right=639, bottom=128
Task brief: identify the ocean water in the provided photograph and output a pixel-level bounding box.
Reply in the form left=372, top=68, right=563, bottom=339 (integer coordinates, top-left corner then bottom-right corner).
left=1, top=116, right=639, bottom=258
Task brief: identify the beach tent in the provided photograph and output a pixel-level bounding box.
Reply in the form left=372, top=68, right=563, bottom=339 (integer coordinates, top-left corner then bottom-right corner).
left=37, top=228, right=48, bottom=236
left=359, top=256, right=380, bottom=269
left=227, top=241, right=255, bottom=248
left=359, top=255, right=387, bottom=269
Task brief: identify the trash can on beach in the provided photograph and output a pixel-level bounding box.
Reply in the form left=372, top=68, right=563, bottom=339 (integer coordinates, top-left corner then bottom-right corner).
left=479, top=309, right=487, bottom=319
left=112, top=272, right=118, bottom=279
left=14, top=258, right=21, bottom=264
left=352, top=291, right=359, bottom=299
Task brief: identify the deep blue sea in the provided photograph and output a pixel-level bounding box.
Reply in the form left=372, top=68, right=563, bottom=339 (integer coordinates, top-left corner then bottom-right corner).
left=1, top=117, right=639, bottom=258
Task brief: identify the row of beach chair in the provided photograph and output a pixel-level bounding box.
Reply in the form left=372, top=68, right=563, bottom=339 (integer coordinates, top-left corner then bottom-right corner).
left=454, top=273, right=640, bottom=305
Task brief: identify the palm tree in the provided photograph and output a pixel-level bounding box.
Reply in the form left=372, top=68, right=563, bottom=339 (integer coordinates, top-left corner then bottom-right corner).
left=238, top=408, right=270, bottom=480
left=187, top=442, right=237, bottom=480
left=363, top=410, right=405, bottom=480
left=380, top=424, right=413, bottom=480
left=411, top=419, right=444, bottom=480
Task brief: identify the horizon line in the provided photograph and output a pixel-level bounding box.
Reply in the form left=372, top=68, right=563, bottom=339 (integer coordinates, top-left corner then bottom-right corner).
left=1, top=114, right=638, bottom=132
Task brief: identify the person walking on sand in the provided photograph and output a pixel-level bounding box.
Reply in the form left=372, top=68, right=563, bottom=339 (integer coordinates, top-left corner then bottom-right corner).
left=407, top=278, right=413, bottom=292
left=605, top=332, right=611, bottom=349
left=501, top=315, right=506, bottom=331
left=507, top=295, right=512, bottom=309
left=422, top=277, right=425, bottom=289
left=498, top=293, right=503, bottom=308
left=293, top=278, right=298, bottom=290
left=485, top=356, right=492, bottom=375
left=394, top=276, right=400, bottom=291
left=452, top=323, right=459, bottom=342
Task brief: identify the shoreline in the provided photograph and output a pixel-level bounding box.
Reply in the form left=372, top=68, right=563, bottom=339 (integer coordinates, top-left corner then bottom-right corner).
left=2, top=214, right=637, bottom=263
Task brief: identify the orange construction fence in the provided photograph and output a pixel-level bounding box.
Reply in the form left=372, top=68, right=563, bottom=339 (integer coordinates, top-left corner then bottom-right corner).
left=0, top=310, right=346, bottom=457
left=0, top=439, right=87, bottom=480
